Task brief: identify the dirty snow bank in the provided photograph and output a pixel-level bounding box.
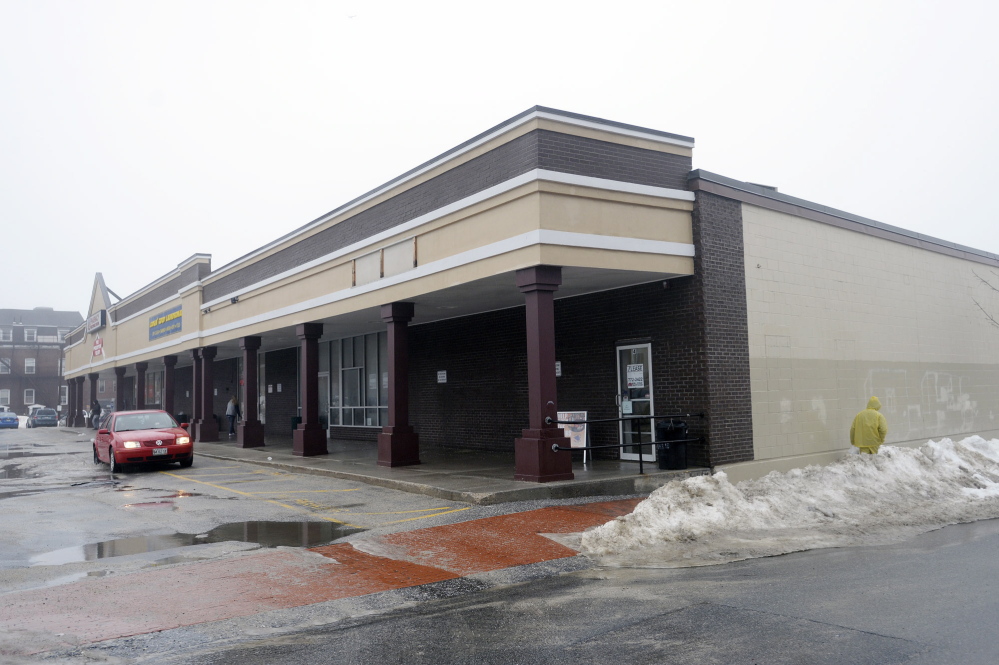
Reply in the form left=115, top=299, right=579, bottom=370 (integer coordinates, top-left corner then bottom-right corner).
left=580, top=437, right=999, bottom=567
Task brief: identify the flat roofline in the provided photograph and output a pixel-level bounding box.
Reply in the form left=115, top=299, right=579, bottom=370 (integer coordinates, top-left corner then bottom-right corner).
left=207, top=107, right=695, bottom=281
left=689, top=169, right=999, bottom=264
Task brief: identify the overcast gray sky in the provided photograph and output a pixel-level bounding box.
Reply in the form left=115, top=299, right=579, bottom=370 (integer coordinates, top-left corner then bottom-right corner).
left=2, top=0, right=997, bottom=315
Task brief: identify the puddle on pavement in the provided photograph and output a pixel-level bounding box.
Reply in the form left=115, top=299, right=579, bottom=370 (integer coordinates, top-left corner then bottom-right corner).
left=1, top=464, right=42, bottom=479
left=40, top=570, right=110, bottom=588
left=30, top=521, right=365, bottom=566
left=0, top=490, right=42, bottom=500
left=122, top=501, right=177, bottom=509
left=149, top=555, right=206, bottom=566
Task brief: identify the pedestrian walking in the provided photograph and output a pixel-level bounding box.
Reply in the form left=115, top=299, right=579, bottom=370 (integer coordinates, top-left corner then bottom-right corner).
left=850, top=396, right=888, bottom=454
left=91, top=400, right=102, bottom=430
left=226, top=396, right=241, bottom=437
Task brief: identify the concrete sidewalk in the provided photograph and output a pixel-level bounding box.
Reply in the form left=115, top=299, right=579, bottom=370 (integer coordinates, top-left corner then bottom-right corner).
left=191, top=435, right=708, bottom=505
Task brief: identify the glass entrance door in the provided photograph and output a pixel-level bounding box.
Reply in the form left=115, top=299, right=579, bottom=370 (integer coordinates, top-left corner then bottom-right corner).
left=617, top=343, right=655, bottom=462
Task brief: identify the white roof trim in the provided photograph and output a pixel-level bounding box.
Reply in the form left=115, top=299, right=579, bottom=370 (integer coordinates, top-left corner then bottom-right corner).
left=202, top=169, right=692, bottom=309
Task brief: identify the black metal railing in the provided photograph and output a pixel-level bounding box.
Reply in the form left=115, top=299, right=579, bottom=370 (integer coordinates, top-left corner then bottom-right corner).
left=546, top=412, right=705, bottom=475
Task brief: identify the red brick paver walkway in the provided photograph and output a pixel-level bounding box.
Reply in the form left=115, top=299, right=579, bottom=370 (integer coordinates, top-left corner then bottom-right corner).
left=0, top=499, right=639, bottom=649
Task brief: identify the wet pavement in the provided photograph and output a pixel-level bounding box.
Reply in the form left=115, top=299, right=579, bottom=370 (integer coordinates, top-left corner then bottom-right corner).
left=0, top=498, right=639, bottom=651
left=0, top=427, right=655, bottom=659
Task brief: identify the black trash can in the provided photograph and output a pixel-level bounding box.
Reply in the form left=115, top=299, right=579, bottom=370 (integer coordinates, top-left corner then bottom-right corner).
left=655, top=419, right=688, bottom=470
left=291, top=416, right=302, bottom=431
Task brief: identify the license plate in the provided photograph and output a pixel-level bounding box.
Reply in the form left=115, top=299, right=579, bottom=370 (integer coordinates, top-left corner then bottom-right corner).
left=152, top=448, right=168, bottom=456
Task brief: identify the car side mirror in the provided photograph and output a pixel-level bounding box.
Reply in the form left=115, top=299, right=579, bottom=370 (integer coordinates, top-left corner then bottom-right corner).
left=98, top=428, right=110, bottom=435
left=180, top=423, right=189, bottom=429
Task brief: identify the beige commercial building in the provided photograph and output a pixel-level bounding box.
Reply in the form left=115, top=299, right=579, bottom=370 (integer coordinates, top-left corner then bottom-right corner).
left=63, top=107, right=999, bottom=483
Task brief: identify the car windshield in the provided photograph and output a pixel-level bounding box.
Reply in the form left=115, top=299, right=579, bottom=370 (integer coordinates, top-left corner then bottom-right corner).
left=114, top=413, right=178, bottom=432
left=39, top=409, right=56, bottom=416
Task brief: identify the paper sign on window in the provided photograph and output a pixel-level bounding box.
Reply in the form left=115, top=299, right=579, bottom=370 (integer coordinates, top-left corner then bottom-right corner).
left=626, top=364, right=645, bottom=389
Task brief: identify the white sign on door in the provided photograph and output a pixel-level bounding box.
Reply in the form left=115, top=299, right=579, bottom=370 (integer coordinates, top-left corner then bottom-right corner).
left=626, top=364, right=645, bottom=389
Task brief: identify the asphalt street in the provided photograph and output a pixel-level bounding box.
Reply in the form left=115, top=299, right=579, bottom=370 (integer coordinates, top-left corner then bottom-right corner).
left=113, top=518, right=999, bottom=665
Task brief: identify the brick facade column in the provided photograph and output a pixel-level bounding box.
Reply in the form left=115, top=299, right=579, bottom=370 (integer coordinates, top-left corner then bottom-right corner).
left=67, top=378, right=75, bottom=427
left=75, top=376, right=86, bottom=426
left=163, top=355, right=177, bottom=417
left=135, top=362, right=148, bottom=410
left=191, top=349, right=202, bottom=425
left=378, top=302, right=420, bottom=467
left=293, top=323, right=326, bottom=456
left=195, top=346, right=219, bottom=442
left=514, top=265, right=573, bottom=482
left=68, top=377, right=78, bottom=427
left=237, top=336, right=265, bottom=448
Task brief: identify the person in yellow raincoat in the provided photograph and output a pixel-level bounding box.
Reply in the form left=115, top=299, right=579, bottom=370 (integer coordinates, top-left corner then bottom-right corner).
left=850, top=396, right=888, bottom=454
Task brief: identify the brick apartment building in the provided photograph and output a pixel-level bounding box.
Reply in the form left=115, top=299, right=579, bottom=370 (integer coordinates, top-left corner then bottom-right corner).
left=1, top=308, right=83, bottom=416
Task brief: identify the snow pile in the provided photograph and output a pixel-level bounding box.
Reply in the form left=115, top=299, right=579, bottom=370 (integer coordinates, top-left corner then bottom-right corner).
left=580, top=437, right=999, bottom=567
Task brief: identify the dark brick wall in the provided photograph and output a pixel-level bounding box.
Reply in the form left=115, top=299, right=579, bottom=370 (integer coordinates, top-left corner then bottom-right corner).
left=173, top=367, right=193, bottom=421
left=691, top=191, right=754, bottom=465
left=403, top=279, right=711, bottom=465
left=203, top=130, right=692, bottom=302
left=212, top=358, right=240, bottom=426
left=263, top=347, right=299, bottom=437
left=113, top=263, right=209, bottom=322
left=537, top=131, right=690, bottom=190
left=331, top=426, right=378, bottom=442
left=554, top=280, right=711, bottom=466
left=409, top=307, right=528, bottom=455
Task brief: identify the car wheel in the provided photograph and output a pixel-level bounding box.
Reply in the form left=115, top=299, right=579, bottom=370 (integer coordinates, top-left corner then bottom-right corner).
left=179, top=457, right=193, bottom=468
left=109, top=448, right=123, bottom=474
left=93, top=445, right=101, bottom=465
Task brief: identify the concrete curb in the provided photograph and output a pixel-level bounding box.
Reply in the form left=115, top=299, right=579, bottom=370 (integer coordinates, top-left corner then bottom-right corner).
left=194, top=449, right=710, bottom=505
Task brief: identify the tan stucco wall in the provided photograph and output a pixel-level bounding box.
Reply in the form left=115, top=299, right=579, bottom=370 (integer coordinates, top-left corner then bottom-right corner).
left=66, top=174, right=693, bottom=375
left=742, top=203, right=999, bottom=470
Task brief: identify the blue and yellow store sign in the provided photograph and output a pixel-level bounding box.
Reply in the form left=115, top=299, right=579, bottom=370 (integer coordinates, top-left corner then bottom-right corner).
left=149, top=305, right=183, bottom=341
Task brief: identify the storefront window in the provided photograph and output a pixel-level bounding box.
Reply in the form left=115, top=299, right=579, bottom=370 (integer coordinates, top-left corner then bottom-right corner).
left=332, top=332, right=388, bottom=428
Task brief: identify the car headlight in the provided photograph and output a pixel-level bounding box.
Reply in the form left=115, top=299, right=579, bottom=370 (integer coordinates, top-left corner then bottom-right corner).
left=175, top=436, right=190, bottom=445
left=122, top=441, right=142, bottom=449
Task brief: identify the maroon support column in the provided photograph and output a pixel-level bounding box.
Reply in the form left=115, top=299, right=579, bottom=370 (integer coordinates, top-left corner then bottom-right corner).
left=75, top=376, right=86, bottom=426
left=135, top=362, right=148, bottom=410
left=196, top=346, right=219, bottom=442
left=88, top=373, right=99, bottom=415
left=378, top=302, right=420, bottom=467
left=237, top=336, right=265, bottom=448
left=114, top=367, right=126, bottom=412
left=293, top=323, right=326, bottom=456
left=514, top=265, right=573, bottom=482
left=163, top=355, right=177, bottom=416
left=68, top=377, right=77, bottom=427
left=191, top=349, right=202, bottom=425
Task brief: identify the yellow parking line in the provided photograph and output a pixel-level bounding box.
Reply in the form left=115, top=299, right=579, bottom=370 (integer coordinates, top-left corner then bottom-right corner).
left=158, top=469, right=363, bottom=528
left=245, top=489, right=360, bottom=494
left=177, top=470, right=264, bottom=477
left=346, top=507, right=453, bottom=515
left=378, top=507, right=471, bottom=525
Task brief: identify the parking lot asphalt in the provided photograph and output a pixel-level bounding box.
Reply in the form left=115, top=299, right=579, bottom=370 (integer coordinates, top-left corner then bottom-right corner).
left=0, top=497, right=640, bottom=651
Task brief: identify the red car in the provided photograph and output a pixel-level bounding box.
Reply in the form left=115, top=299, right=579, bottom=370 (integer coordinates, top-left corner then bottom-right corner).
left=93, top=410, right=193, bottom=473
